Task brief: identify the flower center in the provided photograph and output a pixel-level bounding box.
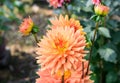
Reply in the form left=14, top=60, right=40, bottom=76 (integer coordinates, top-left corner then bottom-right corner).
left=54, top=38, right=68, bottom=53
left=54, top=70, right=71, bottom=80
left=64, top=70, right=71, bottom=80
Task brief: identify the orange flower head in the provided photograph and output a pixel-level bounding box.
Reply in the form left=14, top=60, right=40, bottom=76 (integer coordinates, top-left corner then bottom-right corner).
left=50, top=15, right=85, bottom=35
left=94, top=4, right=109, bottom=16
left=65, top=61, right=94, bottom=83
left=36, top=27, right=87, bottom=74
left=19, top=17, right=33, bottom=35
left=36, top=69, right=61, bottom=83
left=36, top=61, right=93, bottom=83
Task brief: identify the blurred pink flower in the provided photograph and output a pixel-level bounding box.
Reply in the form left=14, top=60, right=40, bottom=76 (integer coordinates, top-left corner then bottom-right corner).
left=36, top=27, right=87, bottom=75
left=36, top=61, right=93, bottom=83
left=19, top=17, right=33, bottom=36
left=47, top=0, right=64, bottom=8
left=92, top=0, right=100, bottom=5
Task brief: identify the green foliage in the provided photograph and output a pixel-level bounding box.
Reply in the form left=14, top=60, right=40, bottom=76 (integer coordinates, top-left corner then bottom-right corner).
left=106, top=71, right=118, bottom=83
left=98, top=46, right=117, bottom=63
left=98, top=27, right=111, bottom=38
left=32, top=25, right=39, bottom=34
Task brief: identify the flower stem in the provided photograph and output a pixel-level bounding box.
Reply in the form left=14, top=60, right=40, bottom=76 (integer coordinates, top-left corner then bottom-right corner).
left=61, top=75, right=64, bottom=83
left=64, top=4, right=70, bottom=17
left=82, top=61, right=84, bottom=78
left=86, top=22, right=99, bottom=75
left=33, top=33, right=39, bottom=43
left=104, top=16, right=106, bottom=27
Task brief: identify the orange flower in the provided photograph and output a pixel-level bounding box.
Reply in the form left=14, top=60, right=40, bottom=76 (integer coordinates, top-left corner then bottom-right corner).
left=36, top=61, right=93, bottom=83
left=94, top=4, right=109, bottom=16
left=53, top=70, right=71, bottom=80
left=36, top=27, right=87, bottom=74
left=36, top=69, right=61, bottom=83
left=47, top=0, right=64, bottom=8
left=50, top=15, right=85, bottom=34
left=65, top=61, right=93, bottom=83
left=19, top=17, right=33, bottom=35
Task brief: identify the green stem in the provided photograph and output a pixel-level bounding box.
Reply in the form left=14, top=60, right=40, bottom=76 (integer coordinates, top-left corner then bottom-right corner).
left=64, top=4, right=70, bottom=17
left=33, top=33, right=39, bottom=43
left=104, top=16, right=106, bottom=27
left=86, top=22, right=99, bottom=75
left=99, top=60, right=103, bottom=83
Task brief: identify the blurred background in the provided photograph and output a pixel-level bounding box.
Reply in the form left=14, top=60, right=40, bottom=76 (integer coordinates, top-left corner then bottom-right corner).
left=0, top=0, right=120, bottom=83
left=0, top=0, right=54, bottom=83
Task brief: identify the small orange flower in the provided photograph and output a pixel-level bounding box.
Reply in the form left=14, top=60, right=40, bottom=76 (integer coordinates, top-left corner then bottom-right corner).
left=19, top=17, right=33, bottom=35
left=50, top=15, right=85, bottom=34
left=94, top=4, right=109, bottom=16
left=36, top=27, right=87, bottom=74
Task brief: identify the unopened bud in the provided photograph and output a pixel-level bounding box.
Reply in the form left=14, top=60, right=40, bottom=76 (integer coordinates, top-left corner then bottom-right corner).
left=19, top=17, right=33, bottom=36
left=94, top=4, right=109, bottom=16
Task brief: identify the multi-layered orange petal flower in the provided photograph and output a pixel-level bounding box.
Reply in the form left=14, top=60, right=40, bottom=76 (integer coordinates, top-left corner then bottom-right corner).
left=36, top=61, right=93, bottom=83
left=50, top=15, right=85, bottom=34
left=19, top=17, right=33, bottom=36
left=36, top=27, right=87, bottom=74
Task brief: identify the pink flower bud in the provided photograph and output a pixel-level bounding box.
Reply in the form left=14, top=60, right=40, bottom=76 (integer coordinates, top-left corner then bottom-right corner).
left=94, top=4, right=109, bottom=16
left=92, top=0, right=100, bottom=5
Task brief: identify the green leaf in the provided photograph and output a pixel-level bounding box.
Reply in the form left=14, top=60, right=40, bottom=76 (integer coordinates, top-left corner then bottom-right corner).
left=96, top=16, right=101, bottom=22
left=98, top=27, right=111, bottom=38
left=112, top=31, right=120, bottom=44
left=47, top=20, right=52, bottom=25
left=0, top=25, right=10, bottom=31
left=5, top=1, right=14, bottom=10
left=98, top=47, right=117, bottom=63
left=106, top=71, right=117, bottom=83
left=84, top=26, right=91, bottom=33
left=32, top=25, right=39, bottom=34
left=89, top=30, right=97, bottom=40
left=90, top=15, right=97, bottom=20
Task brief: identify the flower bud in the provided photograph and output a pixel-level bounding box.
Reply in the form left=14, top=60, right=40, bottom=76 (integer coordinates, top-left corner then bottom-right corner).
left=86, top=42, right=92, bottom=48
left=94, top=4, right=109, bottom=16
left=19, top=17, right=33, bottom=36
